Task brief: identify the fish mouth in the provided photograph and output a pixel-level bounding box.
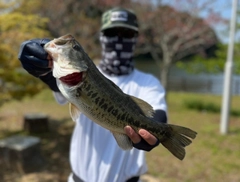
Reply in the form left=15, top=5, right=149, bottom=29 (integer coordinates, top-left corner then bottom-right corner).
left=54, top=34, right=75, bottom=45
left=59, top=72, right=84, bottom=86
left=44, top=41, right=56, bottom=52
left=44, top=34, right=84, bottom=86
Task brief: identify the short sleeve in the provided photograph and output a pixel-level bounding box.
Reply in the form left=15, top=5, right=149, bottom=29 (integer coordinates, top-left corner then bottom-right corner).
left=53, top=92, right=68, bottom=105
left=141, top=76, right=167, bottom=112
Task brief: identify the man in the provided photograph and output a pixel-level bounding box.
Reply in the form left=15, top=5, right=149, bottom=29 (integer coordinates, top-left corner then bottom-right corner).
left=18, top=7, right=167, bottom=182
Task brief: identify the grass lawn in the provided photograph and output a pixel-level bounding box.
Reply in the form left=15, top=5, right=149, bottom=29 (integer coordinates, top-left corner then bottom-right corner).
left=146, top=92, right=240, bottom=182
left=0, top=90, right=239, bottom=182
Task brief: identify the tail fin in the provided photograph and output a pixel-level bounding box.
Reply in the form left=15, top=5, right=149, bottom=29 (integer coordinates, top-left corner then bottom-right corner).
left=160, top=124, right=197, bottom=160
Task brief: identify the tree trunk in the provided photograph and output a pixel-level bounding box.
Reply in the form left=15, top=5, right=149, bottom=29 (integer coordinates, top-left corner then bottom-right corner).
left=160, top=62, right=171, bottom=92
left=150, top=48, right=172, bottom=100
left=160, top=53, right=172, bottom=100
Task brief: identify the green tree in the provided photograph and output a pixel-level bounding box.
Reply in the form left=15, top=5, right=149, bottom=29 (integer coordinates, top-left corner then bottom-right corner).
left=0, top=1, right=51, bottom=104
left=0, top=0, right=130, bottom=104
left=177, top=43, right=240, bottom=75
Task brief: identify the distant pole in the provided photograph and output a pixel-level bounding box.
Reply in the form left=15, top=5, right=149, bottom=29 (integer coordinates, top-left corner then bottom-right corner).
left=220, top=0, right=238, bottom=134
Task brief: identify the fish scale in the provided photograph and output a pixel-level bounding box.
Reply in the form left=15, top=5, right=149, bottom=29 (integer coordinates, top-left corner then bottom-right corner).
left=44, top=34, right=197, bottom=160
left=80, top=75, right=138, bottom=128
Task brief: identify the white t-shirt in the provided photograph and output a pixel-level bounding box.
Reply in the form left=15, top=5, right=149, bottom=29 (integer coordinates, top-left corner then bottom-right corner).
left=54, top=69, right=167, bottom=182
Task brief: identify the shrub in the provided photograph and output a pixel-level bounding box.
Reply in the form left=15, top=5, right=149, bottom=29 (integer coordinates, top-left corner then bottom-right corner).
left=183, top=99, right=240, bottom=116
left=183, top=99, right=220, bottom=113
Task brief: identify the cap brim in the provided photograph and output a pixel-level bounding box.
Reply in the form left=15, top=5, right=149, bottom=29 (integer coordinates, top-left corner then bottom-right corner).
left=101, top=23, right=138, bottom=32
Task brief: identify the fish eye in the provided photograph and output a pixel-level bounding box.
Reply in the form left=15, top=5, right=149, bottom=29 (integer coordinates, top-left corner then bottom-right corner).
left=73, top=44, right=81, bottom=51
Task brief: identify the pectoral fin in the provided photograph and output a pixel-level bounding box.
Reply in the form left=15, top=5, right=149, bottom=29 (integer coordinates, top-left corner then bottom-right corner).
left=69, top=103, right=81, bottom=122
left=75, top=86, right=93, bottom=108
left=112, top=132, right=133, bottom=150
left=80, top=93, right=93, bottom=107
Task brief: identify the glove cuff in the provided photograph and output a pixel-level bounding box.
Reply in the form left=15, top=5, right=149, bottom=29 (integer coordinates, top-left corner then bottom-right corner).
left=39, top=72, right=60, bottom=92
left=133, top=138, right=160, bottom=152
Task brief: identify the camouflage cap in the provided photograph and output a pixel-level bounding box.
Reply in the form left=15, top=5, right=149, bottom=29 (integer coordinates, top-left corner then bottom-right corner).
left=101, top=7, right=138, bottom=32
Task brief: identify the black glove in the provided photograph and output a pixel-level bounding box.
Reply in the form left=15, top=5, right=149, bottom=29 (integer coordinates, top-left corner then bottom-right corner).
left=18, top=39, right=59, bottom=92
left=133, top=138, right=160, bottom=152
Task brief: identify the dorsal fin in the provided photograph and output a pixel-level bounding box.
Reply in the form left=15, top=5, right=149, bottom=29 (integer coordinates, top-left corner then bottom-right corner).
left=130, top=96, right=154, bottom=118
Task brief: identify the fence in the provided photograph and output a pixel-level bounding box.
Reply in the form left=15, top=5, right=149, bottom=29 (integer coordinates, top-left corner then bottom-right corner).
left=168, top=76, right=240, bottom=95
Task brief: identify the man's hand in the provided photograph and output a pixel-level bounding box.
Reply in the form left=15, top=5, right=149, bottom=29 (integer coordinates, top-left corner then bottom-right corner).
left=18, top=38, right=51, bottom=77
left=124, top=126, right=159, bottom=151
left=18, top=38, right=59, bottom=92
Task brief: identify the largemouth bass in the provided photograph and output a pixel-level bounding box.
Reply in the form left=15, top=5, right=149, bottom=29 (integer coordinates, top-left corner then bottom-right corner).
left=44, top=34, right=197, bottom=160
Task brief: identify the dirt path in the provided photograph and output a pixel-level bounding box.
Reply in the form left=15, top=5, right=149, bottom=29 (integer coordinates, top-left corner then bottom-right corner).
left=141, top=174, right=160, bottom=182
left=17, top=173, right=160, bottom=182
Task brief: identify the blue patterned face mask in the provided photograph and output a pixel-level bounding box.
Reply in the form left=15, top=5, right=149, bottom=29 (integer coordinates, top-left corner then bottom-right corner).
left=99, top=33, right=137, bottom=76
